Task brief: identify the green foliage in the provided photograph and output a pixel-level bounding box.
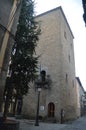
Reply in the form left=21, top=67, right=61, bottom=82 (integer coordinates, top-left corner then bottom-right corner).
left=82, top=0, right=86, bottom=25
left=3, top=0, right=41, bottom=118
left=9, top=0, right=40, bottom=96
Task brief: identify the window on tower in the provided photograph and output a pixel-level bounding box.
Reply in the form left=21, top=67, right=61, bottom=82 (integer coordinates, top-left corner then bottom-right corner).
left=64, top=31, right=67, bottom=39
left=66, top=73, right=68, bottom=83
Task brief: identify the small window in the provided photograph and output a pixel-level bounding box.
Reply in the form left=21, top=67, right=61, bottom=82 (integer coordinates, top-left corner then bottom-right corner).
left=69, top=55, right=70, bottom=62
left=64, top=31, right=67, bottom=39
left=40, top=70, right=46, bottom=81
left=66, top=74, right=68, bottom=83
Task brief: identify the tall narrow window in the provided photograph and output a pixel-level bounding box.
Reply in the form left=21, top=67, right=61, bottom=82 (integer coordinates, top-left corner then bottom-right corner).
left=66, top=74, right=68, bottom=83
left=64, top=31, right=67, bottom=39
left=69, top=55, right=70, bottom=62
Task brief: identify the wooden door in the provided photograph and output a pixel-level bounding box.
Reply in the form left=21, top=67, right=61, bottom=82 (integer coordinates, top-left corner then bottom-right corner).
left=48, top=102, right=55, bottom=117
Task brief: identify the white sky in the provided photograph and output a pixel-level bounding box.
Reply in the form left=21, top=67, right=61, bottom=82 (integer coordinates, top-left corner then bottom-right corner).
left=35, top=0, right=86, bottom=90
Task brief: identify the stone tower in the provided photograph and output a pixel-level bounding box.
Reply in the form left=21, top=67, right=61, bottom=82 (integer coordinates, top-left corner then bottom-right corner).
left=0, top=0, right=21, bottom=113
left=22, top=6, right=80, bottom=121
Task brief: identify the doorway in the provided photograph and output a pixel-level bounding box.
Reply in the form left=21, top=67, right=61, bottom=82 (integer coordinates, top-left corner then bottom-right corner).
left=48, top=102, right=55, bottom=117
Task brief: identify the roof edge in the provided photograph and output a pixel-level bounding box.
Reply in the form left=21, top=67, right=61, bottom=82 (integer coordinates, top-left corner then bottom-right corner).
left=76, top=77, right=85, bottom=92
left=35, top=6, right=74, bottom=38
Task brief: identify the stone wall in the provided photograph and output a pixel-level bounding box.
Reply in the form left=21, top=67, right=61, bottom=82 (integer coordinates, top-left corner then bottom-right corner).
left=22, top=7, right=80, bottom=121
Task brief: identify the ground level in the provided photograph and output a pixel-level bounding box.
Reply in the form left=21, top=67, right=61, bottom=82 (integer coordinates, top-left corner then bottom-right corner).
left=18, top=116, right=86, bottom=130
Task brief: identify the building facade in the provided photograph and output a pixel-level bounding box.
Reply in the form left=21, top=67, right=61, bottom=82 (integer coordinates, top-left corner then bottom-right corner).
left=22, top=7, right=80, bottom=122
left=76, top=77, right=86, bottom=116
left=0, top=0, right=21, bottom=113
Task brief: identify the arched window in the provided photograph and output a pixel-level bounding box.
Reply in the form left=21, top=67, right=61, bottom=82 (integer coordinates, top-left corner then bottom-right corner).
left=40, top=70, right=46, bottom=81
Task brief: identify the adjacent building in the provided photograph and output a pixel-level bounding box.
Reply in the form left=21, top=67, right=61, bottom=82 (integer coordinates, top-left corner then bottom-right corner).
left=22, top=7, right=80, bottom=122
left=0, top=0, right=21, bottom=113
left=76, top=77, right=86, bottom=116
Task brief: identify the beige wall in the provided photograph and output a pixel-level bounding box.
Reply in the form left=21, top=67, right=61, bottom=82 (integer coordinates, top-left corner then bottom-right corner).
left=75, top=78, right=81, bottom=117
left=22, top=7, right=80, bottom=121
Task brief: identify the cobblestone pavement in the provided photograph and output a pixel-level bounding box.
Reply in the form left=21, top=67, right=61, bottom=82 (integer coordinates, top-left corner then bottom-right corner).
left=19, top=116, right=86, bottom=130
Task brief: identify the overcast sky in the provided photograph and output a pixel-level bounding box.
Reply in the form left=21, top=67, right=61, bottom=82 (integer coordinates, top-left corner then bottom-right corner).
left=35, top=0, right=86, bottom=90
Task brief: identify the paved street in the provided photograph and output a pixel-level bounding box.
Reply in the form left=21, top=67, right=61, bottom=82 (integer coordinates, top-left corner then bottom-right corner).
left=62, top=116, right=86, bottom=130
left=19, top=120, right=66, bottom=130
left=19, top=116, right=86, bottom=130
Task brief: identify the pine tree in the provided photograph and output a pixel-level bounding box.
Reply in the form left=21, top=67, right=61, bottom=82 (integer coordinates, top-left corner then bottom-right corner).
left=11, top=0, right=40, bottom=95
left=82, top=0, right=86, bottom=25
left=3, top=0, right=40, bottom=118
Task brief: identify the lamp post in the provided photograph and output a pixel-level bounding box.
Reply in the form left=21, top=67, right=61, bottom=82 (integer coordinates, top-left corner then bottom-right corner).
left=35, top=70, right=52, bottom=126
left=35, top=88, right=41, bottom=126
